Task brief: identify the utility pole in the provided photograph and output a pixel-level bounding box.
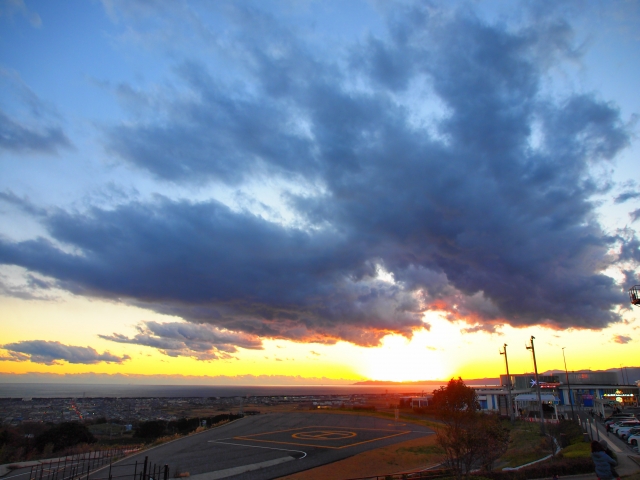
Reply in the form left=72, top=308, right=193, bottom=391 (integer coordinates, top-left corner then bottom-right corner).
left=526, top=336, right=546, bottom=435
left=499, top=344, right=515, bottom=424
left=562, top=347, right=575, bottom=421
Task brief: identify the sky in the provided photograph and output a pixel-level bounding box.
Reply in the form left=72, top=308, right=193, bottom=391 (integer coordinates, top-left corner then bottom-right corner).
left=0, top=0, right=639, bottom=385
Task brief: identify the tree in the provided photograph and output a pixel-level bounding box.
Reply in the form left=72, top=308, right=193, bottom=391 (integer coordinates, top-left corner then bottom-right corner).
left=134, top=420, right=167, bottom=439
left=432, top=378, right=508, bottom=480
left=432, top=377, right=479, bottom=423
left=476, top=414, right=510, bottom=470
left=34, top=422, right=96, bottom=453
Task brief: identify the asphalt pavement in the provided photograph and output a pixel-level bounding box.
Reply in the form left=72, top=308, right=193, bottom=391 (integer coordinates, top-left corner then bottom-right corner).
left=89, top=413, right=434, bottom=480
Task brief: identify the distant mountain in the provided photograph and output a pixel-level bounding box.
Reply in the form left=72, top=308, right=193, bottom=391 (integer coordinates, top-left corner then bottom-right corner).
left=355, top=367, right=640, bottom=388
left=541, top=367, right=640, bottom=384
left=354, top=378, right=500, bottom=386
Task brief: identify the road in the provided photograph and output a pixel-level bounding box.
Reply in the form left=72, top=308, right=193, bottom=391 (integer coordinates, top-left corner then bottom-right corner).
left=91, top=413, right=434, bottom=480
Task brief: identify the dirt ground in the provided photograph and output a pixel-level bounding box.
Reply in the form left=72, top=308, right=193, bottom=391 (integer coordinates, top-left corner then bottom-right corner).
left=276, top=433, right=444, bottom=480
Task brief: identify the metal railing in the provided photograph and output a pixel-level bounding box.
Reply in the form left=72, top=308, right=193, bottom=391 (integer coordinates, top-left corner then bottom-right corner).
left=28, top=447, right=142, bottom=480
left=92, top=457, right=170, bottom=480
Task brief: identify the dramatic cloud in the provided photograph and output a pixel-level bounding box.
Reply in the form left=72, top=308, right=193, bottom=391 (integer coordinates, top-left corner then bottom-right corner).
left=612, top=335, right=632, bottom=344
left=0, top=198, right=422, bottom=345
left=461, top=324, right=502, bottom=335
left=0, top=272, right=56, bottom=301
left=1, top=340, right=130, bottom=365
left=0, top=372, right=356, bottom=385
left=0, top=4, right=635, bottom=349
left=0, top=70, right=71, bottom=155
left=615, top=191, right=640, bottom=204
left=0, top=110, right=70, bottom=154
left=99, top=321, right=263, bottom=361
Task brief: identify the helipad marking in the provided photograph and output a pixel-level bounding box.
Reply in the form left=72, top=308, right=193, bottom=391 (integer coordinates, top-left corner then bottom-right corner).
left=234, top=426, right=411, bottom=449
left=292, top=430, right=357, bottom=440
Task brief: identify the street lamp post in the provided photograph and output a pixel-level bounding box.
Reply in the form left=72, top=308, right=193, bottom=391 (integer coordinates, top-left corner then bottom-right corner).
left=562, top=347, right=575, bottom=421
left=526, top=336, right=546, bottom=435
left=500, top=343, right=515, bottom=424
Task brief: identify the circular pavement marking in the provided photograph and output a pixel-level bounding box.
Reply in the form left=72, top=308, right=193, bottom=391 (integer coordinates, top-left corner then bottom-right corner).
left=292, top=430, right=357, bottom=440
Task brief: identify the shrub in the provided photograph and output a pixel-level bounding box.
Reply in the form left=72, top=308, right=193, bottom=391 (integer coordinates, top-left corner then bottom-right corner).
left=549, top=420, right=583, bottom=445
left=34, top=422, right=96, bottom=453
left=134, top=420, right=167, bottom=439
left=561, top=442, right=591, bottom=458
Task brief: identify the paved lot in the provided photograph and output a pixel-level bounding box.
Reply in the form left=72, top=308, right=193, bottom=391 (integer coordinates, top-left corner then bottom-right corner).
left=97, top=413, right=434, bottom=480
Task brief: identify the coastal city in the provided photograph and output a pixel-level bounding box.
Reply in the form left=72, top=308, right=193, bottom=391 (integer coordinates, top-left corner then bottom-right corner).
left=0, top=393, right=392, bottom=425
left=2, top=369, right=639, bottom=426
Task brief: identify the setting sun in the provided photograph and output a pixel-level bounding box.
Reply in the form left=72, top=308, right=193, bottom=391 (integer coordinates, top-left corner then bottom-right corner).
left=360, top=335, right=448, bottom=382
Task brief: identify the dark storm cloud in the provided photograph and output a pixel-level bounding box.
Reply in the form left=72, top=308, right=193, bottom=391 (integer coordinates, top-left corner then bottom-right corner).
left=0, top=341, right=130, bottom=365
left=0, top=109, right=71, bottom=154
left=99, top=321, right=263, bottom=360
left=0, top=4, right=635, bottom=348
left=615, top=191, right=640, bottom=204
left=106, top=61, right=317, bottom=184
left=0, top=190, right=48, bottom=216
left=0, top=69, right=70, bottom=155
left=0, top=197, right=422, bottom=345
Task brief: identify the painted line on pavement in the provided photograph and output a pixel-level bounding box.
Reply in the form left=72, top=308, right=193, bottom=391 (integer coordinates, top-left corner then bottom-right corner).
left=207, top=440, right=307, bottom=459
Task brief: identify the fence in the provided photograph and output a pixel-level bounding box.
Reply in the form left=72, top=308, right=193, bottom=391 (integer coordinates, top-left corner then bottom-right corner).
left=521, top=416, right=559, bottom=424
left=28, top=447, right=143, bottom=480
left=92, top=456, right=170, bottom=480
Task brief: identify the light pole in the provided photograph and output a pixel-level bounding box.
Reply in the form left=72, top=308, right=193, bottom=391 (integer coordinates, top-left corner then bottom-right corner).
left=526, top=336, right=546, bottom=435
left=500, top=343, right=515, bottom=424
left=562, top=347, right=575, bottom=421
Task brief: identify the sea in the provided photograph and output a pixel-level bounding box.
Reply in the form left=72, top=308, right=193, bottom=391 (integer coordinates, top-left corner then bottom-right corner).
left=0, top=383, right=448, bottom=399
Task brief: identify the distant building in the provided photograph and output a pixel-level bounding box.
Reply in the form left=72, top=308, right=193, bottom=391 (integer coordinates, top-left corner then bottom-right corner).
left=411, top=396, right=432, bottom=409
left=486, top=371, right=640, bottom=416
left=398, top=395, right=432, bottom=409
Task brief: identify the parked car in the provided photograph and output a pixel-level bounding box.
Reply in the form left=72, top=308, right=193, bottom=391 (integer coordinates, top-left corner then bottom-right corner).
left=616, top=423, right=640, bottom=437
left=628, top=432, right=640, bottom=446
left=612, top=420, right=640, bottom=435
left=606, top=420, right=627, bottom=432
left=605, top=413, right=635, bottom=425
left=604, top=413, right=636, bottom=423
left=620, top=426, right=640, bottom=441
left=604, top=414, right=636, bottom=432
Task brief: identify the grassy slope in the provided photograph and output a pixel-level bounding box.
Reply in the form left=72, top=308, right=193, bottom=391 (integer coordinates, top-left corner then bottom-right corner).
left=498, top=421, right=549, bottom=468
left=560, top=442, right=591, bottom=458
